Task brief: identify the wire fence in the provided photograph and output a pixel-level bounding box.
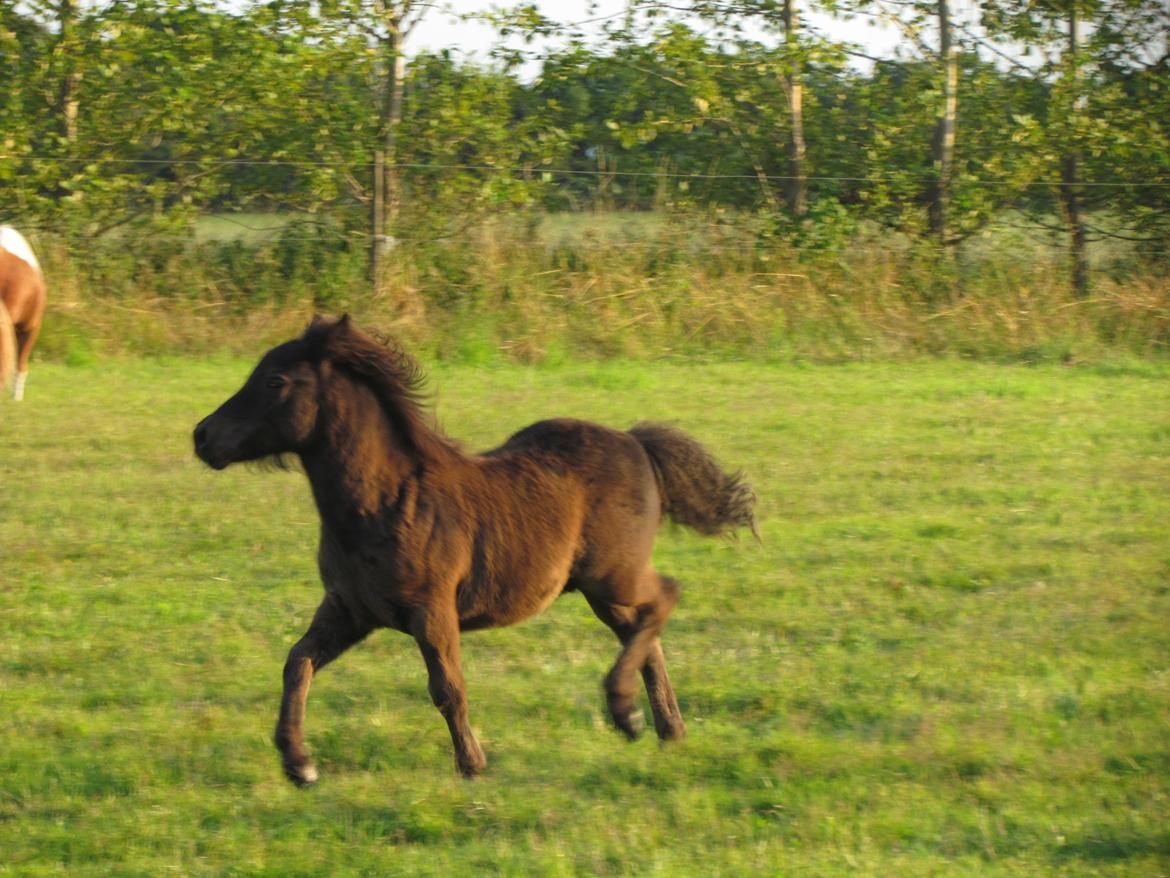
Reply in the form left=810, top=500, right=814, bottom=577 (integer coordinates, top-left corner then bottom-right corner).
left=4, top=154, right=1169, bottom=188
left=4, top=153, right=1167, bottom=257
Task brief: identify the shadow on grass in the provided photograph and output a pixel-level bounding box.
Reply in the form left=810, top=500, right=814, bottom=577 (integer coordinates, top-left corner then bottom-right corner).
left=1053, top=826, right=1170, bottom=864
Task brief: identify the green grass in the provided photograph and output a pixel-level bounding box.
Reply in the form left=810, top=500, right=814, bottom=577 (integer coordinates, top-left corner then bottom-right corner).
left=2, top=355, right=1169, bottom=876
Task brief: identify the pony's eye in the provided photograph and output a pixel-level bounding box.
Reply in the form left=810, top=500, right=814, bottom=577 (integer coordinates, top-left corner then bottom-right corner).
left=266, top=375, right=287, bottom=389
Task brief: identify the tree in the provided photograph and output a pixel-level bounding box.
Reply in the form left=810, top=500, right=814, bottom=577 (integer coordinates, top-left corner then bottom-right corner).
left=782, top=0, right=808, bottom=217
left=57, top=0, right=81, bottom=144
left=824, top=0, right=965, bottom=243
left=927, top=0, right=958, bottom=242
left=369, top=1, right=429, bottom=288
left=981, top=0, right=1170, bottom=295
left=647, top=0, right=817, bottom=217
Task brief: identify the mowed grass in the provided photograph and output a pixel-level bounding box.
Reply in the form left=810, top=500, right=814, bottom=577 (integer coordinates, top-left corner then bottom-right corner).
left=1, top=355, right=1169, bottom=876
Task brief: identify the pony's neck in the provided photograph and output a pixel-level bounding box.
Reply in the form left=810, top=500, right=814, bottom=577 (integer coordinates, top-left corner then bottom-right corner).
left=299, top=376, right=416, bottom=532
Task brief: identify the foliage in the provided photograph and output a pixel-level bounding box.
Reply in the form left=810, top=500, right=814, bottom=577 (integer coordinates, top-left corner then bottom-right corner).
left=2, top=2, right=1166, bottom=245
left=977, top=0, right=1170, bottom=244
left=0, top=0, right=568, bottom=239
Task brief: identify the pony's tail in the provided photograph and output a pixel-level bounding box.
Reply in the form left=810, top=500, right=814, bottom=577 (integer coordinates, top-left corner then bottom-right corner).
left=0, top=300, right=15, bottom=394
left=630, top=422, right=760, bottom=542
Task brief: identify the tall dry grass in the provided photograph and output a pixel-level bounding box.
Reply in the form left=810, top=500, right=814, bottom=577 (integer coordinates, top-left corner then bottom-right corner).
left=30, top=212, right=1170, bottom=364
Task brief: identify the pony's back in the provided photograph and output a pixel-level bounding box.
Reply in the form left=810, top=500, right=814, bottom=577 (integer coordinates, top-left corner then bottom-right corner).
left=0, top=226, right=42, bottom=275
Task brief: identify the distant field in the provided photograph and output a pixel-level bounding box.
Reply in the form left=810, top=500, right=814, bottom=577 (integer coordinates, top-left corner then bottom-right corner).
left=192, top=210, right=1145, bottom=269
left=193, top=213, right=307, bottom=245
left=189, top=210, right=670, bottom=247
left=2, top=356, right=1169, bottom=876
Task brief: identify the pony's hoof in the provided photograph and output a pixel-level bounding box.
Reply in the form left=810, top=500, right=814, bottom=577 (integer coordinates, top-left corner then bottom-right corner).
left=284, top=760, right=319, bottom=787
left=456, top=745, right=487, bottom=779
left=656, top=720, right=687, bottom=743
left=611, top=706, right=645, bottom=741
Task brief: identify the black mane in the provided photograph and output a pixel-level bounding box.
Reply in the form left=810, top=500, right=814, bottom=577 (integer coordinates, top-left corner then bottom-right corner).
left=302, top=316, right=456, bottom=462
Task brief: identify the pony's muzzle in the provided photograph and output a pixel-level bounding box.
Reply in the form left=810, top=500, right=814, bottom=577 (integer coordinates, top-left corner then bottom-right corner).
left=193, top=419, right=228, bottom=469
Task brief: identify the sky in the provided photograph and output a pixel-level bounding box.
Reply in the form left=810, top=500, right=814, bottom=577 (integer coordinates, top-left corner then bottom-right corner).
left=407, top=0, right=910, bottom=74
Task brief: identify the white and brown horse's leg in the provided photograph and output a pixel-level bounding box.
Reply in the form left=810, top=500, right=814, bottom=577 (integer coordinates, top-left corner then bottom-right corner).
left=0, top=301, right=15, bottom=396
left=274, top=594, right=371, bottom=786
left=585, top=571, right=687, bottom=741
left=13, top=323, right=39, bottom=401
left=411, top=604, right=486, bottom=778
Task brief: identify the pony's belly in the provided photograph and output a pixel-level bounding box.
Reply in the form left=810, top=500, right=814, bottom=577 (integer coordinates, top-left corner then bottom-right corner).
left=457, top=555, right=574, bottom=630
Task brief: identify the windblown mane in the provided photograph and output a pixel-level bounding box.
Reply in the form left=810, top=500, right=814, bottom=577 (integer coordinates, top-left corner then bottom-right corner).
left=302, top=317, right=457, bottom=462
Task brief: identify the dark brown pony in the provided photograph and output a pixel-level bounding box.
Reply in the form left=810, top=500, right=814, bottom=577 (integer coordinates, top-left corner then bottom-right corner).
left=194, top=316, right=757, bottom=784
left=0, top=226, right=47, bottom=401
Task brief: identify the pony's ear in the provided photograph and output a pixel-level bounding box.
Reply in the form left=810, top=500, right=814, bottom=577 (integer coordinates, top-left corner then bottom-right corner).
left=303, top=313, right=349, bottom=361
left=312, top=313, right=358, bottom=360
left=324, top=313, right=353, bottom=344
left=306, top=313, right=351, bottom=336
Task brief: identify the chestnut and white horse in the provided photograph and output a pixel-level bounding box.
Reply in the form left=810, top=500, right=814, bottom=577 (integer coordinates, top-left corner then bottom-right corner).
left=0, top=226, right=46, bottom=401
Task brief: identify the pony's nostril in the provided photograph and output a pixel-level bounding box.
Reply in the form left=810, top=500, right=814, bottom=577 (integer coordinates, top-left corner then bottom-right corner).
left=194, top=423, right=208, bottom=450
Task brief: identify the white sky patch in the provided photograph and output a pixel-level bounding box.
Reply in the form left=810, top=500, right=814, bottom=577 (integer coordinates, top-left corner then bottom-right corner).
left=409, top=0, right=903, bottom=76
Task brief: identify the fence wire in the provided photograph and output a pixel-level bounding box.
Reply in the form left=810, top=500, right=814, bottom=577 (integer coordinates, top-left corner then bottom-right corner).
left=4, top=154, right=1169, bottom=188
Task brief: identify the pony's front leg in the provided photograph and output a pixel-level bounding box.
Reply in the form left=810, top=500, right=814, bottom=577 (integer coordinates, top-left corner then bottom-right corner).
left=274, top=595, right=371, bottom=786
left=411, top=606, right=486, bottom=778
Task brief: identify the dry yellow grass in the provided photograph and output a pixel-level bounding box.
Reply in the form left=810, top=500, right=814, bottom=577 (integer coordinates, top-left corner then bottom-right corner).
left=28, top=213, right=1170, bottom=364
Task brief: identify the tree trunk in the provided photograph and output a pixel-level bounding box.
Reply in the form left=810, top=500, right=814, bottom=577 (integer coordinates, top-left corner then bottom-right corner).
left=782, top=0, right=806, bottom=218
left=371, top=7, right=407, bottom=290
left=928, top=0, right=957, bottom=243
left=382, top=39, right=406, bottom=237
left=57, top=0, right=80, bottom=143
left=1061, top=153, right=1088, bottom=296
left=371, top=149, right=385, bottom=287
left=1060, top=3, right=1089, bottom=297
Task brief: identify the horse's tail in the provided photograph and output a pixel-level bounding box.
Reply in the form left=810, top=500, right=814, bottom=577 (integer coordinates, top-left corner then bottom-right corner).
left=0, top=299, right=15, bottom=393
left=630, top=422, right=760, bottom=542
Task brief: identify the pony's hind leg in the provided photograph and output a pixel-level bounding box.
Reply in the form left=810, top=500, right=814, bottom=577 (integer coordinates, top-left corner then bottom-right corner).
left=411, top=605, right=486, bottom=778
left=13, top=322, right=40, bottom=402
left=275, top=595, right=371, bottom=786
left=585, top=571, right=687, bottom=741
left=641, top=638, right=687, bottom=741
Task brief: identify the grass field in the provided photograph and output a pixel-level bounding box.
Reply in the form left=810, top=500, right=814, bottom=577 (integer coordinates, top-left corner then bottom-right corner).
left=2, top=355, right=1169, bottom=876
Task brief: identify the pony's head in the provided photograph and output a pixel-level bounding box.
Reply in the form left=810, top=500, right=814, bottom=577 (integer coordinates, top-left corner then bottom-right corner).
left=193, top=316, right=339, bottom=469
left=194, top=315, right=437, bottom=470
